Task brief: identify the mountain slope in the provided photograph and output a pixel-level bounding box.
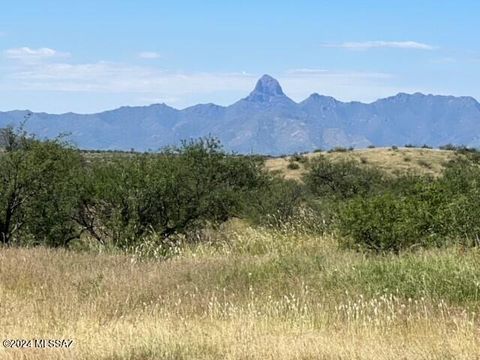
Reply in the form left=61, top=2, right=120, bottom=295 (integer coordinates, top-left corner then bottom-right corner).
left=1, top=75, right=480, bottom=154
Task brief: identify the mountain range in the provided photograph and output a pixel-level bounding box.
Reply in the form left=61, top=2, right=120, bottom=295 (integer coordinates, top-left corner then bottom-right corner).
left=1, top=74, right=480, bottom=155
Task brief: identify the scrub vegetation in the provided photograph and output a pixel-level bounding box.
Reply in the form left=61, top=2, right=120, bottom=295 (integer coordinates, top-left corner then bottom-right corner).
left=1, top=127, right=479, bottom=359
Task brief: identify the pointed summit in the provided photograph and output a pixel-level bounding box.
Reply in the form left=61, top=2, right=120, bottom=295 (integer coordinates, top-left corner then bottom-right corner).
left=245, top=74, right=288, bottom=102
left=253, top=75, right=284, bottom=96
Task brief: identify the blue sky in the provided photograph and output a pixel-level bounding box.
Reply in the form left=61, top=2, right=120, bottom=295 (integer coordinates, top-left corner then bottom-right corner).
left=1, top=0, right=479, bottom=113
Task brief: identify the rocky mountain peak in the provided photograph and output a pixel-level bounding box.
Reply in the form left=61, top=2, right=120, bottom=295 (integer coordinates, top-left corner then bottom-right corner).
left=245, top=74, right=287, bottom=102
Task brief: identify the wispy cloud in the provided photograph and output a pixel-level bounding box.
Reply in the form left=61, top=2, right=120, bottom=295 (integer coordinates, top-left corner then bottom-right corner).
left=286, top=68, right=329, bottom=75
left=286, top=68, right=392, bottom=79
left=4, top=47, right=71, bottom=62
left=138, top=51, right=162, bottom=59
left=282, top=68, right=404, bottom=103
left=323, top=41, right=436, bottom=51
left=2, top=57, right=405, bottom=107
left=5, top=60, right=256, bottom=96
left=431, top=57, right=457, bottom=64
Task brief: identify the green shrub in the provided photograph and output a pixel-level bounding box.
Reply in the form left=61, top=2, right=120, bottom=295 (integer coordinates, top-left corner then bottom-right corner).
left=439, top=144, right=458, bottom=151
left=305, top=157, right=386, bottom=200
left=298, top=156, right=309, bottom=164
left=22, top=141, right=85, bottom=247
left=337, top=162, right=480, bottom=252
left=248, top=178, right=305, bottom=227
left=80, top=138, right=267, bottom=248
left=289, top=153, right=309, bottom=164
left=287, top=161, right=300, bottom=170
left=433, top=161, right=480, bottom=243
left=328, top=146, right=348, bottom=153
left=338, top=192, right=435, bottom=252
left=0, top=128, right=84, bottom=246
left=291, top=153, right=303, bottom=162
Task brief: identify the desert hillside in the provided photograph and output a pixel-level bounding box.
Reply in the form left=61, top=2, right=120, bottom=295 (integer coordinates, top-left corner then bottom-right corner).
left=265, top=147, right=461, bottom=180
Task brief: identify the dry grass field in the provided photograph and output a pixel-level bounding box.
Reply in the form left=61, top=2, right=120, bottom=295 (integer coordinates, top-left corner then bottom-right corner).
left=1, top=220, right=479, bottom=360
left=265, top=147, right=460, bottom=180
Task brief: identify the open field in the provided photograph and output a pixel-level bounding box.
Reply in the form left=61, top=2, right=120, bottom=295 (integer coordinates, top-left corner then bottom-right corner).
left=265, top=147, right=461, bottom=180
left=1, top=222, right=480, bottom=360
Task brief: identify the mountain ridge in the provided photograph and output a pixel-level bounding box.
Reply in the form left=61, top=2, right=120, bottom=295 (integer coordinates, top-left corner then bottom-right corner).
left=1, top=74, right=479, bottom=155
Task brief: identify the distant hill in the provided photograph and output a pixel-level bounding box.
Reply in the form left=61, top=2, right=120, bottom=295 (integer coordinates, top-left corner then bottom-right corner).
left=265, top=147, right=460, bottom=181
left=1, top=75, right=480, bottom=155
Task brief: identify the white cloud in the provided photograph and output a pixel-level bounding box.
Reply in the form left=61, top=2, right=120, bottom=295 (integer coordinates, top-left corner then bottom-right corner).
left=431, top=57, right=456, bottom=64
left=323, top=41, right=435, bottom=51
left=286, top=68, right=329, bottom=75
left=282, top=68, right=402, bottom=103
left=138, top=51, right=162, bottom=59
left=5, top=61, right=256, bottom=97
left=286, top=68, right=392, bottom=79
left=3, top=60, right=403, bottom=106
left=1, top=54, right=412, bottom=109
left=4, top=47, right=71, bottom=62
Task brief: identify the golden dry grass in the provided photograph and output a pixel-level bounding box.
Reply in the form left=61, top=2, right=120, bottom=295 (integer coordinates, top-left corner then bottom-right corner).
left=265, top=147, right=460, bottom=180
left=1, top=224, right=479, bottom=359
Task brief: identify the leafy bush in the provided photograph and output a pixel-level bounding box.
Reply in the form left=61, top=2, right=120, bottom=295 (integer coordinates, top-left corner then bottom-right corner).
left=291, top=153, right=303, bottom=162
left=0, top=128, right=84, bottom=246
left=328, top=146, right=348, bottom=153
left=338, top=192, right=437, bottom=252
left=433, top=161, right=480, bottom=243
left=439, top=144, right=457, bottom=151
left=248, top=177, right=305, bottom=227
left=337, top=162, right=480, bottom=252
left=290, top=153, right=308, bottom=164
left=79, top=138, right=267, bottom=248
left=22, top=141, right=85, bottom=247
left=298, top=156, right=309, bottom=164
left=305, top=157, right=386, bottom=200
left=0, top=132, right=274, bottom=250
left=287, top=161, right=300, bottom=170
